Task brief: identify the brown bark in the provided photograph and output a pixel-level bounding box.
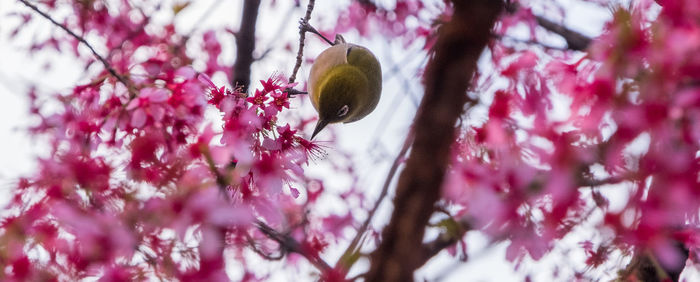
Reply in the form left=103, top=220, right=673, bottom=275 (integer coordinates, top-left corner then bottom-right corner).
left=534, top=16, right=591, bottom=51
left=504, top=2, right=592, bottom=51
left=618, top=244, right=688, bottom=282
left=232, top=0, right=262, bottom=92
left=365, top=1, right=503, bottom=281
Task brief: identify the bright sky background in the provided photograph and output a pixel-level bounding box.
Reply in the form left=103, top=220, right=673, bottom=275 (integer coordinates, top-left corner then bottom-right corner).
left=4, top=0, right=679, bottom=281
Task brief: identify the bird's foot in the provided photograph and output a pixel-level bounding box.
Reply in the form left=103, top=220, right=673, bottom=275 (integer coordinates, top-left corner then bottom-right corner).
left=298, top=18, right=335, bottom=46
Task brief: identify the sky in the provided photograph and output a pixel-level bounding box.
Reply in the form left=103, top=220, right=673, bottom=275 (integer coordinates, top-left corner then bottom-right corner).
left=0, top=0, right=658, bottom=281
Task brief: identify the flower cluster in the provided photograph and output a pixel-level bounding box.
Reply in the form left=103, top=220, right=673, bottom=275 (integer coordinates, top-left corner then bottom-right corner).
left=438, top=0, right=700, bottom=278
left=2, top=1, right=356, bottom=281
left=9, top=0, right=700, bottom=280
left=333, top=0, right=443, bottom=50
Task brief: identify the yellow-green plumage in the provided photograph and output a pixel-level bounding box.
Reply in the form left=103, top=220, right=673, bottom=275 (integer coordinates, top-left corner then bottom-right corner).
left=308, top=40, right=382, bottom=138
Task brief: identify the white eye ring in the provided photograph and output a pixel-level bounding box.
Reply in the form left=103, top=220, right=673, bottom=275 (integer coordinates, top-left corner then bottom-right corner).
left=337, top=105, right=349, bottom=117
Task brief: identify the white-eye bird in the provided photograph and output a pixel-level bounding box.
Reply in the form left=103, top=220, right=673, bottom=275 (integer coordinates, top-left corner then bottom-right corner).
left=308, top=35, right=382, bottom=139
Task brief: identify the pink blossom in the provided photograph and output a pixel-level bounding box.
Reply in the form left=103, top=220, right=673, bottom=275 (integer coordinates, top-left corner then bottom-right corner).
left=127, top=88, right=169, bottom=128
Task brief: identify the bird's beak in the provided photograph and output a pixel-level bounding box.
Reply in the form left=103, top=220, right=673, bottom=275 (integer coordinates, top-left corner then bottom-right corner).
left=311, top=118, right=329, bottom=140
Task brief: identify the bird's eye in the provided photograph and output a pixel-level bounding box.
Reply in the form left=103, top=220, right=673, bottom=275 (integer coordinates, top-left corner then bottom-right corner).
left=346, top=47, right=352, bottom=59
left=337, top=105, right=349, bottom=117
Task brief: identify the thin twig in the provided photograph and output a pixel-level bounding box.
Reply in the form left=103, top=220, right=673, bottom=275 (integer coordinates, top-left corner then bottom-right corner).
left=335, top=130, right=414, bottom=271
left=284, top=88, right=308, bottom=95
left=255, top=4, right=296, bottom=62
left=364, top=47, right=425, bottom=156
left=287, top=0, right=316, bottom=84
left=577, top=173, right=639, bottom=188
left=200, top=145, right=333, bottom=273
left=253, top=48, right=273, bottom=61
left=246, top=233, right=285, bottom=260
left=417, top=219, right=470, bottom=267
left=18, top=0, right=132, bottom=90
left=255, top=220, right=332, bottom=272
left=200, top=145, right=230, bottom=198
left=534, top=15, right=592, bottom=51
left=504, top=2, right=592, bottom=51
left=494, top=33, right=570, bottom=51
left=185, top=0, right=224, bottom=37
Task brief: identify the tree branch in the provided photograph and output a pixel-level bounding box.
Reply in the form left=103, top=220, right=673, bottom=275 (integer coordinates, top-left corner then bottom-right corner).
left=255, top=220, right=332, bottom=272
left=365, top=1, right=503, bottom=281
left=418, top=219, right=470, bottom=267
left=232, top=0, right=262, bottom=92
left=287, top=0, right=316, bottom=85
left=336, top=130, right=413, bottom=271
left=494, top=33, right=571, bottom=51
left=185, top=0, right=224, bottom=37
left=18, top=0, right=132, bottom=92
left=577, top=175, right=638, bottom=188
left=618, top=246, right=687, bottom=282
left=505, top=2, right=592, bottom=51
left=534, top=15, right=592, bottom=51
left=200, top=146, right=333, bottom=274
left=358, top=0, right=592, bottom=52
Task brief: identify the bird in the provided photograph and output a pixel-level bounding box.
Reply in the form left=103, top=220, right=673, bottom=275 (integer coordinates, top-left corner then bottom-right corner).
left=307, top=34, right=382, bottom=139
